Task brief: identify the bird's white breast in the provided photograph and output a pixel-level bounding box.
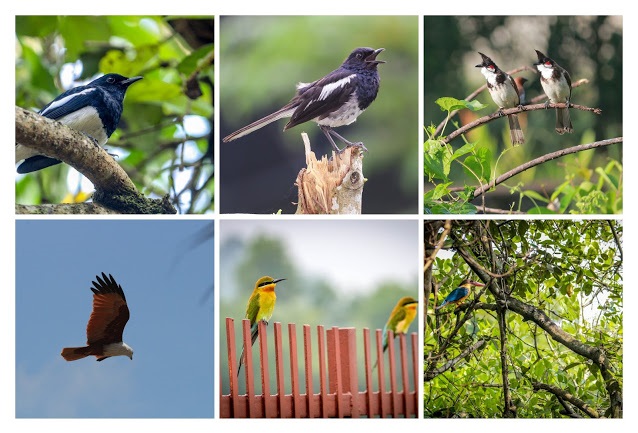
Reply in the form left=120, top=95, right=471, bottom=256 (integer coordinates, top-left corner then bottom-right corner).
left=57, top=106, right=109, bottom=145
left=316, top=93, right=363, bottom=127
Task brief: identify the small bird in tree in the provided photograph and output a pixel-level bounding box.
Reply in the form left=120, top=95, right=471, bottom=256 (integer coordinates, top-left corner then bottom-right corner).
left=238, top=276, right=286, bottom=376
left=61, top=273, right=133, bottom=361
left=223, top=47, right=385, bottom=153
left=374, top=296, right=418, bottom=369
left=475, top=52, right=525, bottom=145
left=534, top=49, right=573, bottom=134
left=436, top=280, right=485, bottom=310
left=16, top=73, right=142, bottom=173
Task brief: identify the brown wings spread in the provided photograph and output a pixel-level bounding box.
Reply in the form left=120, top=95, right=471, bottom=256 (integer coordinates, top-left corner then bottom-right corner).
left=86, top=273, right=130, bottom=345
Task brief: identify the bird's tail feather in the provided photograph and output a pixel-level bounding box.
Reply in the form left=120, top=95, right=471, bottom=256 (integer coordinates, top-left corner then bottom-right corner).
left=223, top=106, right=296, bottom=142
left=508, top=114, right=525, bottom=144
left=61, top=346, right=92, bottom=361
left=555, top=108, right=573, bottom=134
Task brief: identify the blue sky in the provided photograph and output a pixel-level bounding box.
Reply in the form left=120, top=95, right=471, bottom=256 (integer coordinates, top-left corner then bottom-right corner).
left=15, top=219, right=214, bottom=418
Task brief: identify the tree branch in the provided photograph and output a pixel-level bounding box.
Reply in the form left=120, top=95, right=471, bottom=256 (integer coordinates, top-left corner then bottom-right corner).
left=15, top=107, right=176, bottom=214
left=424, top=339, right=486, bottom=381
left=443, top=102, right=602, bottom=145
left=532, top=382, right=600, bottom=418
left=472, top=137, right=623, bottom=199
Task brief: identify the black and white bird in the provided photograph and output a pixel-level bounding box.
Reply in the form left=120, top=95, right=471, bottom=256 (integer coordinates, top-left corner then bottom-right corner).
left=534, top=50, right=573, bottom=134
left=476, top=52, right=525, bottom=145
left=222, top=47, right=385, bottom=153
left=16, top=73, right=142, bottom=174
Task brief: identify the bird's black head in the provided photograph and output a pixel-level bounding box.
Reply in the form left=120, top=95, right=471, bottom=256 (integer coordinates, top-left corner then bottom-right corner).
left=534, top=50, right=554, bottom=67
left=476, top=52, right=498, bottom=72
left=343, top=47, right=385, bottom=70
left=91, top=73, right=143, bottom=91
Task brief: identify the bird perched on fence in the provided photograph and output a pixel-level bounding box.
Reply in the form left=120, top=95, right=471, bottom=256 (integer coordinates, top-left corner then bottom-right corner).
left=237, top=276, right=286, bottom=376
left=223, top=47, right=385, bottom=153
left=475, top=52, right=525, bottom=145
left=61, top=273, right=133, bottom=361
left=534, top=49, right=573, bottom=134
left=435, top=280, right=485, bottom=310
left=16, top=73, right=143, bottom=173
left=374, top=296, right=418, bottom=369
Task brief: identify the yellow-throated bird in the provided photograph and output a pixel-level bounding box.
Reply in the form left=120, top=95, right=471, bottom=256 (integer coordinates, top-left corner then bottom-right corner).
left=374, top=296, right=418, bottom=369
left=237, top=276, right=286, bottom=376
left=435, top=279, right=485, bottom=310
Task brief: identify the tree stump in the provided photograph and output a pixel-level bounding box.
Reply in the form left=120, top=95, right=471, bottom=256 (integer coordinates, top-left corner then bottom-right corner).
left=295, top=133, right=365, bottom=214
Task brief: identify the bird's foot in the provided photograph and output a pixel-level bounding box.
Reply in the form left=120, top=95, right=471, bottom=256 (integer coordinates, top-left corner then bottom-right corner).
left=497, top=108, right=505, bottom=117
left=544, top=100, right=551, bottom=109
left=517, top=104, right=525, bottom=111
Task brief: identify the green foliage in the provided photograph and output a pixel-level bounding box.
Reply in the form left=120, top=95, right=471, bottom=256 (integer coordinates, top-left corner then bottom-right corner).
left=15, top=16, right=214, bottom=213
left=425, top=220, right=622, bottom=418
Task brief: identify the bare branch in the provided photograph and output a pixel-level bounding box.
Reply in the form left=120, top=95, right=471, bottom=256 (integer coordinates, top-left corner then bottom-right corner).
left=473, top=137, right=623, bottom=199
left=532, top=382, right=600, bottom=418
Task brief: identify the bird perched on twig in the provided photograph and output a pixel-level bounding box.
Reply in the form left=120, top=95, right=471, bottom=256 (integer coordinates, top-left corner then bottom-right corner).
left=436, top=279, right=485, bottom=310
left=223, top=47, right=385, bottom=153
left=237, top=276, right=286, bottom=376
left=534, top=49, right=573, bottom=134
left=16, top=73, right=142, bottom=174
left=374, top=296, right=418, bottom=369
left=476, top=52, right=525, bottom=145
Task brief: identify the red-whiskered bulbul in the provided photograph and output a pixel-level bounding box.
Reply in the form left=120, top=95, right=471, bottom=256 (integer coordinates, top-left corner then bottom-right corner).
left=534, top=49, right=573, bottom=134
left=476, top=52, right=525, bottom=145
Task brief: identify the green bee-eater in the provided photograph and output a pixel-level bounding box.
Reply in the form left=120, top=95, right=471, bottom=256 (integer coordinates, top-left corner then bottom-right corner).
left=374, top=296, right=418, bottom=369
left=237, top=276, right=286, bottom=376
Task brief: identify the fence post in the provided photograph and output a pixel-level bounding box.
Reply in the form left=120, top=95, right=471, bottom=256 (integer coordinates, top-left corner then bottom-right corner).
left=327, top=327, right=359, bottom=417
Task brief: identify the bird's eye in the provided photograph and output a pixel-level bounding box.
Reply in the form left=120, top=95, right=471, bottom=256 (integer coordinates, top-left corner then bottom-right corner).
left=107, top=77, right=115, bottom=83
left=356, top=53, right=363, bottom=59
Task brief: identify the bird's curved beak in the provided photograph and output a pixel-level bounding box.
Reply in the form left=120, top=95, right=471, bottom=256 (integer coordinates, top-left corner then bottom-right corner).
left=123, top=76, right=143, bottom=86
left=272, top=278, right=286, bottom=284
left=366, top=48, right=386, bottom=64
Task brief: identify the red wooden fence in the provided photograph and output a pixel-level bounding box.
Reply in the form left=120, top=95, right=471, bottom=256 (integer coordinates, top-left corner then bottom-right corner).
left=221, top=318, right=418, bottom=418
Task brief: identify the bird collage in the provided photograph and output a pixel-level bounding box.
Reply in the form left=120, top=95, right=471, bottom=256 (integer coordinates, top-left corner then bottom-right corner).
left=8, top=7, right=625, bottom=432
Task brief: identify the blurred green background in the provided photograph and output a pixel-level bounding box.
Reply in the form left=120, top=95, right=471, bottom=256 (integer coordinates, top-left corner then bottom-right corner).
left=15, top=16, right=214, bottom=213
left=220, top=16, right=419, bottom=214
left=219, top=220, right=419, bottom=397
left=424, top=16, right=622, bottom=213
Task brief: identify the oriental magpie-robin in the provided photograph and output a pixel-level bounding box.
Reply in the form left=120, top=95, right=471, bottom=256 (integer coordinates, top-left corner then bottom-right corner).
left=476, top=52, right=525, bottom=145
left=16, top=73, right=142, bottom=174
left=534, top=50, right=573, bottom=134
left=223, top=47, right=385, bottom=153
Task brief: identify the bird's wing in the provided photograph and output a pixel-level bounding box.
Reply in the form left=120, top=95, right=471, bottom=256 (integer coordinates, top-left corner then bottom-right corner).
left=285, top=69, right=358, bottom=129
left=86, top=273, right=130, bottom=345
left=507, top=74, right=522, bottom=102
left=445, top=287, right=469, bottom=303
left=245, top=291, right=261, bottom=326
left=39, top=87, right=98, bottom=120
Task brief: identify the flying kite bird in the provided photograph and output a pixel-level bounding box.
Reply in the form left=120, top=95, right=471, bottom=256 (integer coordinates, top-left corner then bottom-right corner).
left=238, top=276, right=286, bottom=376
left=374, top=296, right=418, bottom=369
left=61, top=273, right=133, bottom=362
left=436, top=280, right=485, bottom=310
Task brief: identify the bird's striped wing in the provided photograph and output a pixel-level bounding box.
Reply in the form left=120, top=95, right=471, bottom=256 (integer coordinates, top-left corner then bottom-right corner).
left=39, top=87, right=98, bottom=120
left=86, top=273, right=130, bottom=345
left=285, top=69, right=358, bottom=129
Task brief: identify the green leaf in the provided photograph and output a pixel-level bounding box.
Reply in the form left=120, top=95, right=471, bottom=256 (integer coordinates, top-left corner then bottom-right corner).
left=435, top=96, right=488, bottom=112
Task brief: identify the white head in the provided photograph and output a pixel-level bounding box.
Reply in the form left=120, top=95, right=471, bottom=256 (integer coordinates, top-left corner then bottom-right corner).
left=104, top=342, right=134, bottom=360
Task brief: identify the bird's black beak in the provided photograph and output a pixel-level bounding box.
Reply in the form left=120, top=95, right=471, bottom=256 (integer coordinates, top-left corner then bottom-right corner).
left=366, top=48, right=386, bottom=64
left=123, top=76, right=143, bottom=86
left=272, top=278, right=286, bottom=284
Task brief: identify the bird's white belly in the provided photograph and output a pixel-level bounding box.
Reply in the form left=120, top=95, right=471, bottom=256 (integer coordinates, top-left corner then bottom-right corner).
left=316, top=94, right=363, bottom=127
left=58, top=106, right=108, bottom=145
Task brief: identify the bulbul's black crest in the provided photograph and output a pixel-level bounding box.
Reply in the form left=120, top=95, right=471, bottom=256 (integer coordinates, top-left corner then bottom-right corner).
left=16, top=73, right=142, bottom=173
left=223, top=47, right=385, bottom=153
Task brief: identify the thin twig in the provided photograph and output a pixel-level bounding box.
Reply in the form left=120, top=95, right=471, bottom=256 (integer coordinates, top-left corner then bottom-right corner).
left=472, top=137, right=623, bottom=199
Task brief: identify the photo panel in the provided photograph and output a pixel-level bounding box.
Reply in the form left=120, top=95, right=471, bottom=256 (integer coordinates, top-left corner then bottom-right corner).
left=15, top=219, right=215, bottom=418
